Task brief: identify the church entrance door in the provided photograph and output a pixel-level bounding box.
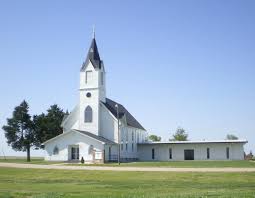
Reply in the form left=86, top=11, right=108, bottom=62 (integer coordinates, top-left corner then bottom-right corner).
left=71, top=146, right=79, bottom=160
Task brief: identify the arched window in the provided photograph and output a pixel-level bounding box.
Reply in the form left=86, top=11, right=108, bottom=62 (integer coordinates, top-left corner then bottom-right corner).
left=84, top=106, right=93, bottom=123
left=53, top=146, right=59, bottom=155
left=88, top=145, right=94, bottom=155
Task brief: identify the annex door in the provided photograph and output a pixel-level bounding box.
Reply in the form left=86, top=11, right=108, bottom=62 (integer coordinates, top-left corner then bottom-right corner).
left=184, top=149, right=194, bottom=160
left=71, top=147, right=79, bottom=160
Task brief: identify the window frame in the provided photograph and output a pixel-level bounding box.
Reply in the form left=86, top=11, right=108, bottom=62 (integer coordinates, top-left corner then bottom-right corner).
left=84, top=106, right=93, bottom=123
left=85, top=70, right=93, bottom=84
left=226, top=147, right=230, bottom=159
left=152, top=148, right=155, bottom=159
left=207, top=148, right=210, bottom=159
left=101, top=72, right=104, bottom=85
left=169, top=148, right=172, bottom=159
left=53, top=146, right=59, bottom=155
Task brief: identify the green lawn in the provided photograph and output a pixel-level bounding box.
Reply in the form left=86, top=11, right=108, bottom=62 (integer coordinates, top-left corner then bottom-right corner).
left=0, top=157, right=59, bottom=165
left=72, top=160, right=255, bottom=168
left=1, top=157, right=255, bottom=167
left=0, top=167, right=254, bottom=198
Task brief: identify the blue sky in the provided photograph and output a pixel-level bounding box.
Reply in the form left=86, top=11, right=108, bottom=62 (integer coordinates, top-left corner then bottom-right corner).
left=0, top=0, right=254, bottom=156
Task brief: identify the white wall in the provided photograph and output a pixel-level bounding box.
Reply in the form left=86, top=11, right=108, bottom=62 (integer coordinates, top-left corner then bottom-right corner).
left=44, top=131, right=104, bottom=161
left=138, top=143, right=245, bottom=161
left=99, top=103, right=117, bottom=142
left=119, top=126, right=147, bottom=159
left=78, top=61, right=106, bottom=135
left=62, top=105, right=79, bottom=132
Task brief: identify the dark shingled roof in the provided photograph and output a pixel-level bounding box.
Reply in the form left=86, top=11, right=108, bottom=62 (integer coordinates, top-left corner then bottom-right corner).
left=75, top=130, right=116, bottom=144
left=103, top=98, right=146, bottom=131
left=81, top=38, right=102, bottom=71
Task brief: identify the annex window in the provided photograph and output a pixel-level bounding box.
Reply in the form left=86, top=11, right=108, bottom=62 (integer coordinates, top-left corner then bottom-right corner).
left=121, top=143, right=123, bottom=151
left=132, top=131, right=134, bottom=141
left=207, top=148, right=210, bottom=159
left=84, top=106, right=93, bottom=123
left=169, top=148, right=172, bottom=159
left=152, top=148, right=155, bottom=159
left=53, top=146, right=59, bottom=155
left=226, top=147, right=230, bottom=159
left=126, top=143, right=128, bottom=151
left=86, top=71, right=93, bottom=84
left=132, top=143, right=134, bottom=152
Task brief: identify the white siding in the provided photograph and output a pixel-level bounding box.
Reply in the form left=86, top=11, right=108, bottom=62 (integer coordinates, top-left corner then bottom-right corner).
left=99, top=103, right=117, bottom=142
left=138, top=143, right=245, bottom=161
left=44, top=131, right=104, bottom=161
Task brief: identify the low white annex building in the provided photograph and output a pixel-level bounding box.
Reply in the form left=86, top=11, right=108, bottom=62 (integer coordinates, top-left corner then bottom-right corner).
left=43, top=34, right=247, bottom=163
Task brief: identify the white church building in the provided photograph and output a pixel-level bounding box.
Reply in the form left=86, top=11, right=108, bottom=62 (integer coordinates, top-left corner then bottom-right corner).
left=43, top=34, right=247, bottom=163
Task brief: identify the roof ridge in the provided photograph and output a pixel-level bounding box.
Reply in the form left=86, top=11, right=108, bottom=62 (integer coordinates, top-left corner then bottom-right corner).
left=104, top=98, right=146, bottom=131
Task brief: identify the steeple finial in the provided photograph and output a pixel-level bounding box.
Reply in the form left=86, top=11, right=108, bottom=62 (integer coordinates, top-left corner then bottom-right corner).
left=92, top=25, right=95, bottom=39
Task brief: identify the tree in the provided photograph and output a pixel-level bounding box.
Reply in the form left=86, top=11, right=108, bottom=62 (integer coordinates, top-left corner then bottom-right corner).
left=2, top=100, right=35, bottom=161
left=34, top=104, right=67, bottom=145
left=170, top=127, right=188, bottom=141
left=226, top=134, right=238, bottom=140
left=148, top=134, right=161, bottom=142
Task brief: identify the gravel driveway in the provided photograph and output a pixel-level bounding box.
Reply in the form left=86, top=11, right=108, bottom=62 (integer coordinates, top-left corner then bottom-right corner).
left=1, top=162, right=255, bottom=172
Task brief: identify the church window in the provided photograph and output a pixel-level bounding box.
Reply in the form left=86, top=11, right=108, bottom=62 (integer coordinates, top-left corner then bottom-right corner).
left=132, top=131, right=134, bottom=141
left=85, top=106, right=93, bottom=123
left=126, top=143, right=128, bottom=151
left=86, top=71, right=92, bottom=83
left=86, top=92, right=91, bottom=98
left=132, top=143, right=134, bottom=152
left=88, top=145, right=94, bottom=154
left=53, top=146, right=59, bottom=155
left=101, top=72, right=104, bottom=85
left=121, top=130, right=124, bottom=141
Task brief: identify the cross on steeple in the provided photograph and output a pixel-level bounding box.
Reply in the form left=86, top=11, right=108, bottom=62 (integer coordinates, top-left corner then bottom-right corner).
left=92, top=25, right=95, bottom=39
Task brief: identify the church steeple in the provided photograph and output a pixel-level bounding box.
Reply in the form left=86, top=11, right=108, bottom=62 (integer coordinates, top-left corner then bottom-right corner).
left=78, top=31, right=106, bottom=135
left=81, top=29, right=102, bottom=71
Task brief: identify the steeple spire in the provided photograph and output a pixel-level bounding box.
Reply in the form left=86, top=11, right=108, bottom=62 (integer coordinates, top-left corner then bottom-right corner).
left=80, top=29, right=102, bottom=71
left=92, top=25, right=95, bottom=39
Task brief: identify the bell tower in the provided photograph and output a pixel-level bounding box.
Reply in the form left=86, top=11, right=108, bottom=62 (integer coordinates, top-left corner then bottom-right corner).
left=78, top=31, right=106, bottom=135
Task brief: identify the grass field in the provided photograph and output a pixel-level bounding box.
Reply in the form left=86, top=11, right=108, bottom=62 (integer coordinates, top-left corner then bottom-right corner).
left=73, top=160, right=255, bottom=167
left=0, top=157, right=59, bottom=165
left=1, top=157, right=255, bottom=167
left=0, top=167, right=254, bottom=198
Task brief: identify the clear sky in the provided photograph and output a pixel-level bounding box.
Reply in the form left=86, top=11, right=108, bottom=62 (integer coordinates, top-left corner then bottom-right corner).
left=0, top=0, right=254, bottom=156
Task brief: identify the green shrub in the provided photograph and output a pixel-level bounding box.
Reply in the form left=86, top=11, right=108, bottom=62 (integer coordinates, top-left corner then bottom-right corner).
left=81, top=157, right=84, bottom=164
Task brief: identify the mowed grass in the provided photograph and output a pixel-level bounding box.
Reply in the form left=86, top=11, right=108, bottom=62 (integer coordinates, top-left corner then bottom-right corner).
left=1, top=156, right=255, bottom=167
left=0, top=157, right=60, bottom=165
left=0, top=167, right=255, bottom=198
left=71, top=160, right=255, bottom=167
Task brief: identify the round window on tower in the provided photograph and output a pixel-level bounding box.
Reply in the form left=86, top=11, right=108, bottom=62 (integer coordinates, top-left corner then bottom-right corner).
left=86, top=92, right=91, bottom=98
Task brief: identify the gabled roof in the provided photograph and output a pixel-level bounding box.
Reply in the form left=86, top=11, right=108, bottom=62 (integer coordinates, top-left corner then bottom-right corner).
left=43, top=129, right=116, bottom=145
left=74, top=130, right=116, bottom=144
left=81, top=38, right=102, bottom=71
left=103, top=98, right=146, bottom=131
